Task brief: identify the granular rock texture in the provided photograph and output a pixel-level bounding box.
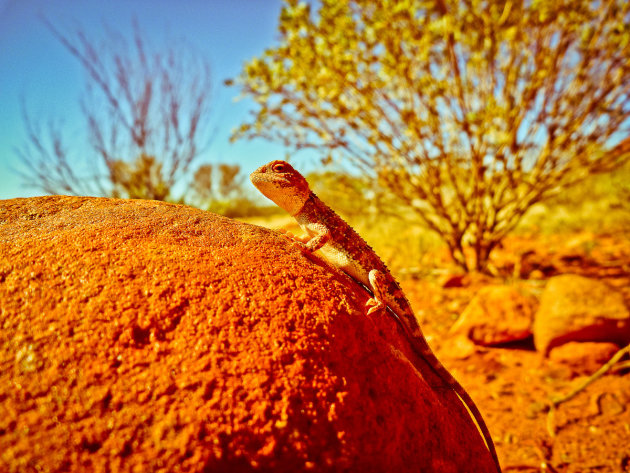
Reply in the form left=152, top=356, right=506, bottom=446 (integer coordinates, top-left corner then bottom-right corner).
left=0, top=196, right=496, bottom=473
left=533, top=274, right=630, bottom=355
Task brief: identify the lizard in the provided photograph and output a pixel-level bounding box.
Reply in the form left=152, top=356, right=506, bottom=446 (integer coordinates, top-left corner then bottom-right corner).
left=250, top=160, right=502, bottom=473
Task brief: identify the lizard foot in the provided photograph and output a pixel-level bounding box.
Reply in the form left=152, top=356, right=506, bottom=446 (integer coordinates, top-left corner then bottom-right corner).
left=278, top=228, right=310, bottom=244
left=277, top=230, right=312, bottom=253
left=366, top=269, right=388, bottom=315
left=366, top=297, right=385, bottom=315
left=288, top=239, right=309, bottom=253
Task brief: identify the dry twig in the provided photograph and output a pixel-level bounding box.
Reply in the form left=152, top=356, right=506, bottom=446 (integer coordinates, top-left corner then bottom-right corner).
left=546, top=343, right=630, bottom=437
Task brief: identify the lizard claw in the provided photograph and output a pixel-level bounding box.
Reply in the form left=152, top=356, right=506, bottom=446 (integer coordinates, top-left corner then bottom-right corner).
left=278, top=229, right=309, bottom=244
left=366, top=298, right=384, bottom=315
left=278, top=231, right=310, bottom=253
left=288, top=240, right=308, bottom=253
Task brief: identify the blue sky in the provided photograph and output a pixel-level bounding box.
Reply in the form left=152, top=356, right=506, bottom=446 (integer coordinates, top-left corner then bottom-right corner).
left=0, top=0, right=311, bottom=200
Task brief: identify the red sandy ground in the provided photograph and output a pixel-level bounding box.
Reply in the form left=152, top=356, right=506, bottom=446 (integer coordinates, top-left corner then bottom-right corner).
left=403, top=231, right=630, bottom=472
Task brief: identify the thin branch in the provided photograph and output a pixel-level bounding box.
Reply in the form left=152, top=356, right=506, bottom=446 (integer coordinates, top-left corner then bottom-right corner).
left=546, top=343, right=630, bottom=437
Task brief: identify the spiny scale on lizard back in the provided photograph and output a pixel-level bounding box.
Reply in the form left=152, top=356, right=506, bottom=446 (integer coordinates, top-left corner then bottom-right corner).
left=297, top=191, right=413, bottom=317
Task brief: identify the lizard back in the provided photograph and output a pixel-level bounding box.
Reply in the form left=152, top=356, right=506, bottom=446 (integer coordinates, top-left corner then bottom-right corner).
left=296, top=192, right=413, bottom=317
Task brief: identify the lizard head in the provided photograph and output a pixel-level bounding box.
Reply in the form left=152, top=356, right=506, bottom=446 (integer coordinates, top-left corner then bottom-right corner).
left=250, top=160, right=311, bottom=215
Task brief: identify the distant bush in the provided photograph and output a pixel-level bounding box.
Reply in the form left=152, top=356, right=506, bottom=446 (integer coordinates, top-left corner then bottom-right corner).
left=518, top=159, right=630, bottom=233
left=18, top=21, right=214, bottom=202
left=208, top=199, right=284, bottom=219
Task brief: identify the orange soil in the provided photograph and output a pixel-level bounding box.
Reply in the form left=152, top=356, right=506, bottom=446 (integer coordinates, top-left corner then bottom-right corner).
left=403, top=231, right=630, bottom=472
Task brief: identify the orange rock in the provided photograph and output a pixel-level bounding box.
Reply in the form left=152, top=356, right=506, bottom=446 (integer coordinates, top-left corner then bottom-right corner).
left=533, top=274, right=630, bottom=356
left=0, top=196, right=497, bottom=473
left=450, top=285, right=538, bottom=346
left=548, top=342, right=620, bottom=377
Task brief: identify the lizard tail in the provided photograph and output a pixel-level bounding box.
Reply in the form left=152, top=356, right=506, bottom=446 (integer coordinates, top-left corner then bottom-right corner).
left=414, top=340, right=502, bottom=473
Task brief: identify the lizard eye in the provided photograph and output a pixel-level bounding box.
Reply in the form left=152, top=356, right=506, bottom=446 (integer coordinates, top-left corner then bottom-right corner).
left=272, top=163, right=286, bottom=173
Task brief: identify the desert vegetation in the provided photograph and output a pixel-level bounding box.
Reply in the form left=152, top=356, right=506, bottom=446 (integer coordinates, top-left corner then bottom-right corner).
left=230, top=0, right=630, bottom=272
left=16, top=21, right=255, bottom=214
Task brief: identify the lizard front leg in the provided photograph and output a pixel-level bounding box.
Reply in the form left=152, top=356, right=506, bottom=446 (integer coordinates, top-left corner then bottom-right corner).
left=366, top=269, right=387, bottom=315
left=300, top=222, right=331, bottom=252
left=281, top=222, right=331, bottom=256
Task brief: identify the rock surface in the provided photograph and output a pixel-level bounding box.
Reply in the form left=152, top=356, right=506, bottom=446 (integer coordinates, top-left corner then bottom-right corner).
left=450, top=285, right=537, bottom=346
left=533, top=274, right=630, bottom=356
left=0, top=196, right=497, bottom=473
left=548, top=342, right=620, bottom=377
